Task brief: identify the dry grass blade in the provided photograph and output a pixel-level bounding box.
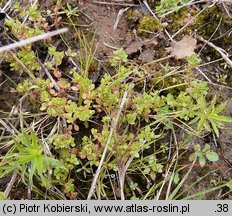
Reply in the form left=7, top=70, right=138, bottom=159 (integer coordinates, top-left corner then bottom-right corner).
left=197, top=36, right=232, bottom=68
left=92, top=1, right=138, bottom=6
left=87, top=90, right=128, bottom=200
left=0, top=28, right=69, bottom=53
left=113, top=7, right=129, bottom=32
left=4, top=170, right=18, bottom=198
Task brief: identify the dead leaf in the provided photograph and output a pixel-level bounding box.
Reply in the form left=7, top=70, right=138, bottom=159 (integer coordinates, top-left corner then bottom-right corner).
left=167, top=36, right=197, bottom=59
left=71, top=148, right=78, bottom=155
left=53, top=68, right=62, bottom=78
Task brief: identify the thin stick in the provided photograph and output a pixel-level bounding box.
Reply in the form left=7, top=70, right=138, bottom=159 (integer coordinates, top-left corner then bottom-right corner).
left=87, top=90, right=128, bottom=200
left=37, top=59, right=60, bottom=91
left=0, top=118, right=14, bottom=134
left=2, top=0, right=12, bottom=12
left=0, top=106, right=16, bottom=141
left=155, top=152, right=177, bottom=200
left=113, top=7, right=129, bottom=32
left=160, top=0, right=205, bottom=17
left=92, top=1, right=138, bottom=7
left=167, top=158, right=197, bottom=200
left=118, top=156, right=134, bottom=200
left=4, top=170, right=18, bottom=198
left=197, top=36, right=232, bottom=68
left=9, top=51, right=36, bottom=79
left=195, top=67, right=212, bottom=83
left=0, top=28, right=69, bottom=53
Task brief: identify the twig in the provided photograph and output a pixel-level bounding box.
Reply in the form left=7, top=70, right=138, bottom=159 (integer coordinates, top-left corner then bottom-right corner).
left=87, top=90, right=128, bottom=200
left=4, top=170, right=18, bottom=198
left=0, top=28, right=69, bottom=53
left=37, top=59, right=60, bottom=92
left=37, top=58, right=78, bottom=101
left=167, top=158, right=197, bottom=200
left=0, top=106, right=16, bottom=141
left=160, top=0, right=206, bottom=17
left=197, top=36, right=232, bottom=68
left=0, top=79, right=7, bottom=87
left=103, top=42, right=119, bottom=50
left=208, top=81, right=232, bottom=90
left=198, top=16, right=223, bottom=55
left=92, top=1, right=138, bottom=7
left=118, top=156, right=134, bottom=200
left=155, top=152, right=178, bottom=200
left=9, top=51, right=36, bottom=80
left=195, top=67, right=213, bottom=83
left=0, top=118, right=14, bottom=134
left=113, top=7, right=129, bottom=32
left=1, top=0, right=12, bottom=12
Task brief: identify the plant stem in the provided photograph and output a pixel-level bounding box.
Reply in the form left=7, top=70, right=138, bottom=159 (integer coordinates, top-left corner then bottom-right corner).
left=87, top=90, right=128, bottom=200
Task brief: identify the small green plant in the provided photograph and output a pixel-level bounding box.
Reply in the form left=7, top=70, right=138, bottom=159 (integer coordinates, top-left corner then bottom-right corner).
left=47, top=46, right=65, bottom=68
left=190, top=96, right=232, bottom=137
left=27, top=5, right=42, bottom=21
left=189, top=144, right=219, bottom=167
left=156, top=0, right=190, bottom=14
left=186, top=53, right=201, bottom=67
left=110, top=48, right=128, bottom=66
left=1, top=0, right=231, bottom=199
left=0, top=130, right=66, bottom=188
left=65, top=3, right=79, bottom=18
left=12, top=46, right=231, bottom=199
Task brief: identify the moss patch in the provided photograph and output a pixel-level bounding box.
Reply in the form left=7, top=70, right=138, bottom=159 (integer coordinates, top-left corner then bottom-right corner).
left=137, top=15, right=161, bottom=36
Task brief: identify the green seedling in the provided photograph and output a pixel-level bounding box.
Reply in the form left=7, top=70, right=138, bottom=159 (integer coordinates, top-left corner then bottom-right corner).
left=0, top=130, right=67, bottom=188
left=189, top=144, right=219, bottom=167
left=190, top=96, right=232, bottom=137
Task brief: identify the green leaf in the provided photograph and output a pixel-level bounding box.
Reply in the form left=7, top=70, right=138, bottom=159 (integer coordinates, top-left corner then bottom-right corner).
left=110, top=48, right=128, bottom=66
left=21, top=130, right=31, bottom=147
left=215, top=115, right=232, bottom=123
left=18, top=154, right=35, bottom=164
left=214, top=103, right=226, bottom=114
left=206, top=152, right=219, bottom=162
left=199, top=156, right=206, bottom=167
left=189, top=153, right=196, bottom=162
left=14, top=140, right=23, bottom=152
left=31, top=131, right=39, bottom=149
left=35, top=155, right=44, bottom=175
left=126, top=113, right=137, bottom=125
left=173, top=172, right=180, bottom=185
left=210, top=120, right=220, bottom=137
left=0, top=192, right=6, bottom=200
left=203, top=144, right=211, bottom=152
left=29, top=162, right=36, bottom=186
